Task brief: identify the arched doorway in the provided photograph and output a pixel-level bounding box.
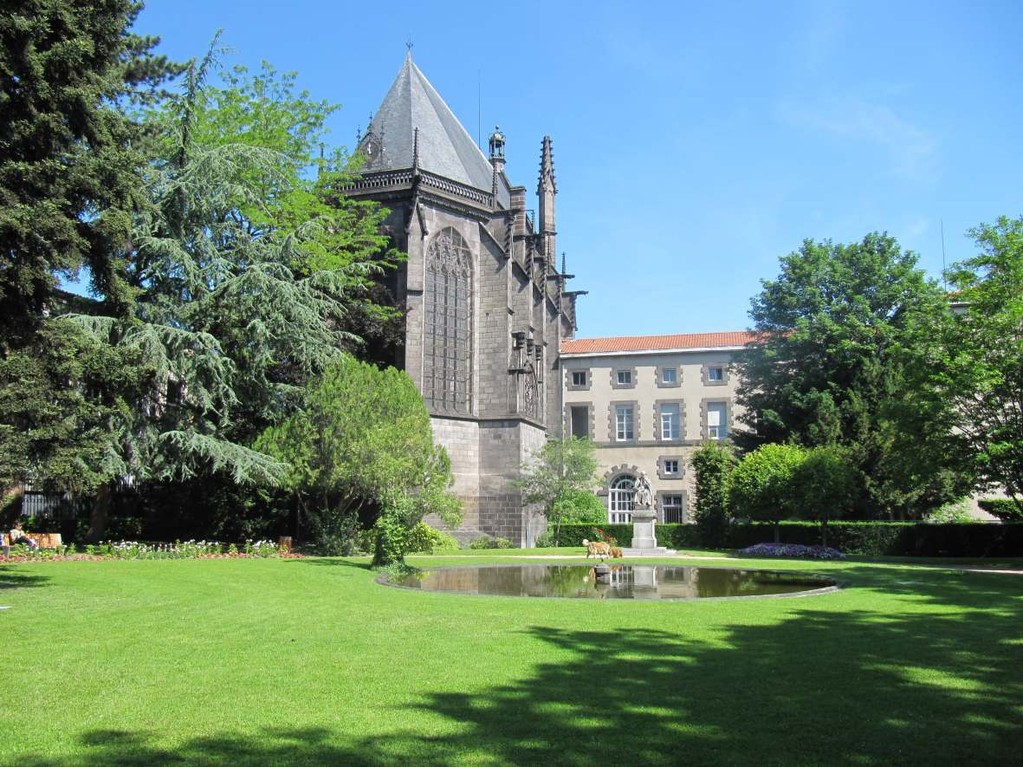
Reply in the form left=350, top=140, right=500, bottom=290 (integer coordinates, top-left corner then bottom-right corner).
left=608, top=474, right=636, bottom=524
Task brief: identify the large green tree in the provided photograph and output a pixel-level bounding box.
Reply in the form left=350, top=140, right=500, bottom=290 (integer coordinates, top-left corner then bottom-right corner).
left=0, top=0, right=179, bottom=350
left=57, top=47, right=400, bottom=538
left=518, top=437, right=599, bottom=545
left=929, top=216, right=1023, bottom=510
left=736, top=233, right=971, bottom=518
left=257, top=355, right=461, bottom=566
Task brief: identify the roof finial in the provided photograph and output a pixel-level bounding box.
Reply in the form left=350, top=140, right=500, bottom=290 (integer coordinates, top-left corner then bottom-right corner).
left=406, top=36, right=414, bottom=57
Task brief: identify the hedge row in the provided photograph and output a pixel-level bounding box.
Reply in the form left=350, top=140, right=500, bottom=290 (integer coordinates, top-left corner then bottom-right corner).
left=555, top=521, right=1023, bottom=558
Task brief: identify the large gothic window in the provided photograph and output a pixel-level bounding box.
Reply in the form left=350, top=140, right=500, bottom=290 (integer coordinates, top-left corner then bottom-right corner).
left=424, top=228, right=473, bottom=414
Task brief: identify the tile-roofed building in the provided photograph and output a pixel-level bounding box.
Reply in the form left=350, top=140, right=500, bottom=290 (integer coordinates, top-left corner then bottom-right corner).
left=560, top=332, right=750, bottom=531
left=562, top=331, right=755, bottom=356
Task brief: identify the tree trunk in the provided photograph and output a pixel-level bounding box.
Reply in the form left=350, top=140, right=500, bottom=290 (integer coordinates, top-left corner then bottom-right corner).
left=86, top=482, right=113, bottom=543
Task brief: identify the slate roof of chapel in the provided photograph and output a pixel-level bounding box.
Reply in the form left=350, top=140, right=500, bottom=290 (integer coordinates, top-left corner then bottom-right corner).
left=560, top=331, right=756, bottom=355
left=359, top=54, right=508, bottom=206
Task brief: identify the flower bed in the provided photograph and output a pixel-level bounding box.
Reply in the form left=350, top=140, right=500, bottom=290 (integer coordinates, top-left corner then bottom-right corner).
left=0, top=539, right=301, bottom=562
left=740, top=543, right=846, bottom=560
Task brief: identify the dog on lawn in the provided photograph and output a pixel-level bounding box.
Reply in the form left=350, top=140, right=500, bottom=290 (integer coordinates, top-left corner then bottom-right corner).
left=582, top=539, right=612, bottom=558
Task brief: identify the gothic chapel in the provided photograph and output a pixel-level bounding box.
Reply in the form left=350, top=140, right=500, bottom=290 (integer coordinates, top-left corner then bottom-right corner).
left=345, top=54, right=581, bottom=544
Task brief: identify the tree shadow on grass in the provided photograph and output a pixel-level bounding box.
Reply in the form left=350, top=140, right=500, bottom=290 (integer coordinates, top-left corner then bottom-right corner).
left=0, top=565, right=51, bottom=590
left=9, top=589, right=1021, bottom=767
left=285, top=556, right=374, bottom=571
left=819, top=562, right=1023, bottom=612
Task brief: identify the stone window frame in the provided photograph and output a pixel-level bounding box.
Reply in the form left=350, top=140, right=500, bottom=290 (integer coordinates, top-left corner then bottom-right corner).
left=657, top=455, right=684, bottom=479
left=566, top=368, right=591, bottom=391
left=656, top=364, right=681, bottom=388
left=609, top=400, right=639, bottom=442
left=702, top=362, right=729, bottom=386
left=566, top=402, right=595, bottom=440
left=658, top=490, right=688, bottom=524
left=653, top=398, right=685, bottom=442
left=611, top=366, right=637, bottom=390
left=423, top=227, right=474, bottom=415
left=701, top=398, right=731, bottom=441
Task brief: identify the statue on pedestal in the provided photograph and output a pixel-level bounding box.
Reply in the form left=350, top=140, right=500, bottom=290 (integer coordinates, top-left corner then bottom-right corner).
left=634, top=472, right=653, bottom=509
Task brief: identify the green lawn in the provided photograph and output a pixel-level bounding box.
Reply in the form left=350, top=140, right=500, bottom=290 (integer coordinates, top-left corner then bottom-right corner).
left=2, top=553, right=1021, bottom=766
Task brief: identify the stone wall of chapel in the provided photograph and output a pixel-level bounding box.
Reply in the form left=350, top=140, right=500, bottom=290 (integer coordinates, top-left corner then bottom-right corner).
left=478, top=419, right=547, bottom=546
left=430, top=416, right=481, bottom=530
left=476, top=223, right=516, bottom=418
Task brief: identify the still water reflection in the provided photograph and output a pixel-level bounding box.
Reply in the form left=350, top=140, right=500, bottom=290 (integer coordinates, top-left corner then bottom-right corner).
left=386, top=564, right=837, bottom=600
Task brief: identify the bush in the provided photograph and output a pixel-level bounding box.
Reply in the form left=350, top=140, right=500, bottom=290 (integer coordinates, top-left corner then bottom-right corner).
left=691, top=442, right=737, bottom=547
left=468, top=535, right=513, bottom=550
left=404, top=522, right=460, bottom=553
left=553, top=490, right=606, bottom=526
left=978, top=498, right=1023, bottom=522
left=924, top=499, right=973, bottom=524
left=727, top=444, right=807, bottom=527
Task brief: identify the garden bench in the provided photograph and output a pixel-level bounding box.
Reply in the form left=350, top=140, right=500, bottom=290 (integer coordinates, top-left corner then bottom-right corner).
left=1, top=532, right=63, bottom=555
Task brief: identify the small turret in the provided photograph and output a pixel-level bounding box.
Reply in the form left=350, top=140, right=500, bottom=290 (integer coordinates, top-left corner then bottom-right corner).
left=489, top=126, right=506, bottom=173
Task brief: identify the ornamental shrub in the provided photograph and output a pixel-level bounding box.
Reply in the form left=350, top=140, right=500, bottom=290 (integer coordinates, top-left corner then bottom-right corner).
left=468, top=535, right=514, bottom=549
left=404, top=522, right=460, bottom=553
left=978, top=498, right=1023, bottom=522
left=727, top=444, right=807, bottom=534
left=691, top=442, right=737, bottom=547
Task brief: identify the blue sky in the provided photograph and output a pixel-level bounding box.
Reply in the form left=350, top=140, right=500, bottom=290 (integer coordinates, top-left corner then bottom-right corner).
left=135, top=0, right=1023, bottom=338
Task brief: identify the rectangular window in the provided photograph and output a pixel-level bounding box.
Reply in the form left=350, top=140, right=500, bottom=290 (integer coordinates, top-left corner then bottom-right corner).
left=707, top=402, right=727, bottom=440
left=661, top=367, right=677, bottom=384
left=615, top=405, right=634, bottom=441
left=663, top=459, right=680, bottom=475
left=571, top=370, right=587, bottom=387
left=660, top=403, right=681, bottom=440
left=616, top=370, right=633, bottom=386
left=569, top=405, right=589, bottom=439
left=662, top=494, right=685, bottom=524
left=707, top=366, right=724, bottom=382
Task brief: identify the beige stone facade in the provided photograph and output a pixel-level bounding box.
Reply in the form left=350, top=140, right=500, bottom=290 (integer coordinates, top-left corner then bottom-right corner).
left=560, top=332, right=753, bottom=525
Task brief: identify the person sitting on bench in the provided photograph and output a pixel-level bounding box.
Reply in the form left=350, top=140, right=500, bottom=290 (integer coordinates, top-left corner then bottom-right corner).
left=9, top=521, right=38, bottom=550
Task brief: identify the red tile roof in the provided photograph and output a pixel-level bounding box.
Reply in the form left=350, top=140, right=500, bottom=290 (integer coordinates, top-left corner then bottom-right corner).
left=561, top=331, right=755, bottom=355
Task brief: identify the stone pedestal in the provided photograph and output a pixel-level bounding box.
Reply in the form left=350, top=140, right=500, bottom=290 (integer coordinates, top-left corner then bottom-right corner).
left=630, top=508, right=658, bottom=549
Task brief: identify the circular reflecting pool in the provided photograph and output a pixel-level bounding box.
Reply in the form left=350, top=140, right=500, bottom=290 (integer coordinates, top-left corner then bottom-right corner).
left=384, top=564, right=838, bottom=600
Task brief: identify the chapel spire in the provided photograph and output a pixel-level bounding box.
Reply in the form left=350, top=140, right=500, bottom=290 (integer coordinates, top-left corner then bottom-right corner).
left=538, top=136, right=557, bottom=258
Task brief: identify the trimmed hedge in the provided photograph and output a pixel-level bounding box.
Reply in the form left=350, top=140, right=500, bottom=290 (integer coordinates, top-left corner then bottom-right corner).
left=554, top=521, right=1023, bottom=558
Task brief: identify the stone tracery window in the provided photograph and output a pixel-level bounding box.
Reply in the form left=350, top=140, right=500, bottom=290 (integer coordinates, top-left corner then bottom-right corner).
left=424, top=228, right=472, bottom=414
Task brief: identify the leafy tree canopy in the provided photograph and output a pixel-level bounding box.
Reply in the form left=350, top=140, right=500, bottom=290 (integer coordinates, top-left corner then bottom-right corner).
left=736, top=233, right=971, bottom=517
left=257, top=355, right=461, bottom=566
left=929, top=216, right=1023, bottom=508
